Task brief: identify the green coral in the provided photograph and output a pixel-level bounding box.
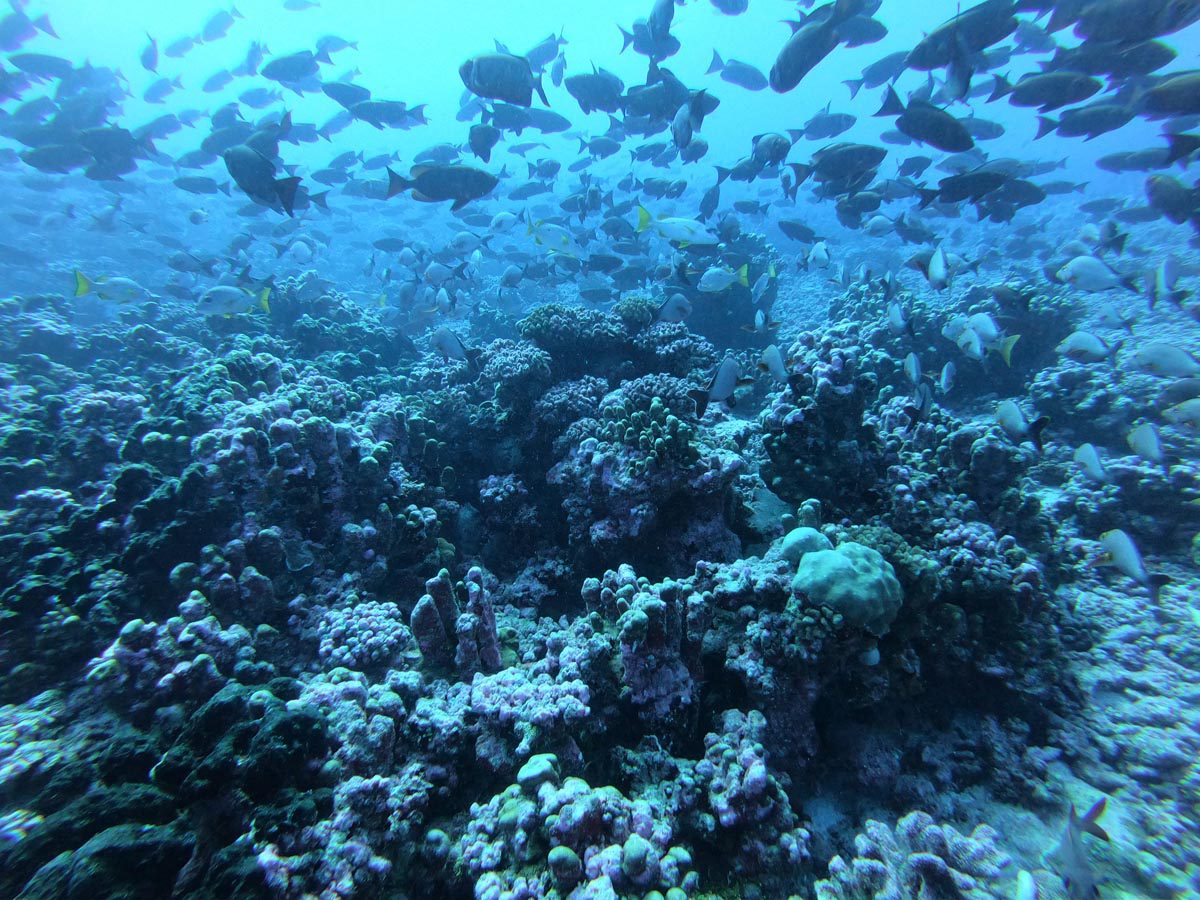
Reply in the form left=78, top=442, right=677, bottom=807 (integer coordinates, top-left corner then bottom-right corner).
left=613, top=294, right=659, bottom=330
left=593, top=395, right=699, bottom=476
left=517, top=303, right=626, bottom=357
left=793, top=542, right=903, bottom=637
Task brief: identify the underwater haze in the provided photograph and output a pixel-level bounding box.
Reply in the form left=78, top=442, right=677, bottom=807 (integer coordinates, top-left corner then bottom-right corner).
left=2, top=0, right=1200, bottom=897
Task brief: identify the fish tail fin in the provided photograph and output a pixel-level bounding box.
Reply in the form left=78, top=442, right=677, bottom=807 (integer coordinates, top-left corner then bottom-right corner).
left=1165, top=132, right=1200, bottom=167
left=902, top=405, right=921, bottom=433
left=315, top=47, right=333, bottom=65
left=687, top=389, right=710, bottom=419
left=534, top=72, right=549, bottom=107
left=843, top=77, right=863, bottom=99
left=636, top=205, right=651, bottom=233
left=689, top=89, right=707, bottom=130
left=1077, top=798, right=1110, bottom=841
left=73, top=270, right=91, bottom=297
left=34, top=14, right=57, bottom=38
left=1110, top=340, right=1124, bottom=364
left=737, top=263, right=749, bottom=287
left=715, top=165, right=732, bottom=184
left=706, top=50, right=724, bottom=75
left=874, top=85, right=904, bottom=118
left=310, top=190, right=329, bottom=210
left=1029, top=415, right=1050, bottom=454
left=1121, top=274, right=1140, bottom=293
left=989, top=73, right=1013, bottom=102
left=618, top=25, right=634, bottom=53
left=917, top=186, right=939, bottom=208
left=1035, top=116, right=1057, bottom=140
left=465, top=347, right=483, bottom=375
left=1149, top=573, right=1171, bottom=607
left=385, top=167, right=411, bottom=199
left=788, top=162, right=812, bottom=186
left=274, top=176, right=300, bottom=216
left=997, top=333, right=1020, bottom=367
left=258, top=286, right=271, bottom=313
left=1170, top=289, right=1191, bottom=307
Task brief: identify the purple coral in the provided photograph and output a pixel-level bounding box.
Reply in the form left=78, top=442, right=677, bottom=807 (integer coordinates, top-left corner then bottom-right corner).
left=815, top=811, right=1013, bottom=900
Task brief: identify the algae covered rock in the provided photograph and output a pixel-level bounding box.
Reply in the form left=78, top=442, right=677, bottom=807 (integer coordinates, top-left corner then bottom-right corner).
left=792, top=541, right=903, bottom=637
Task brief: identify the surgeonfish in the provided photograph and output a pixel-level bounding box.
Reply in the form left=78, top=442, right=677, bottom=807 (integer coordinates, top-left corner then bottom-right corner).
left=1099, top=530, right=1170, bottom=606
left=996, top=400, right=1049, bottom=453
left=1073, top=443, right=1109, bottom=483
left=1046, top=798, right=1110, bottom=900
left=689, top=357, right=753, bottom=418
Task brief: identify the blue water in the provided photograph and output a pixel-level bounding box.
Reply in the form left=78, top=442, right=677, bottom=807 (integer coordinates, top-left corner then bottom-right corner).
left=0, top=0, right=1198, bottom=898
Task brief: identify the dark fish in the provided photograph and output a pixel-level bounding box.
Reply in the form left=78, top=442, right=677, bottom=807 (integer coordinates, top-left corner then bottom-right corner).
left=770, top=0, right=863, bottom=94
left=804, top=106, right=856, bottom=139
left=907, top=0, right=1017, bottom=70
left=174, top=175, right=230, bottom=195
left=1145, top=174, right=1199, bottom=224
left=386, top=164, right=499, bottom=211
left=140, top=34, right=157, bottom=73
left=323, top=80, right=371, bottom=109
left=564, top=68, right=625, bottom=113
left=1036, top=103, right=1134, bottom=140
left=843, top=49, right=907, bottom=98
left=1141, top=71, right=1200, bottom=118
left=778, top=219, right=818, bottom=242
left=164, top=35, right=197, bottom=58
left=468, top=123, right=501, bottom=162
left=898, top=155, right=932, bottom=177
left=1044, top=39, right=1175, bottom=78
left=262, top=49, right=329, bottom=83
left=526, top=108, right=571, bottom=133
left=202, top=7, right=242, bottom=42
left=618, top=19, right=681, bottom=60
left=991, top=71, right=1101, bottom=112
left=1073, top=0, right=1200, bottom=43
left=459, top=52, right=548, bottom=107
left=1096, top=147, right=1170, bottom=173
left=836, top=15, right=887, bottom=47
left=223, top=144, right=300, bottom=216
left=706, top=51, right=768, bottom=90
left=876, top=86, right=974, bottom=152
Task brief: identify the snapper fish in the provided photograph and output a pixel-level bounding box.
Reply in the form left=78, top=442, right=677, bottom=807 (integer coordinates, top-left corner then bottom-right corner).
left=636, top=206, right=719, bottom=245
left=697, top=263, right=749, bottom=292
left=943, top=314, right=1020, bottom=365
left=197, top=284, right=272, bottom=317
left=73, top=271, right=155, bottom=304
